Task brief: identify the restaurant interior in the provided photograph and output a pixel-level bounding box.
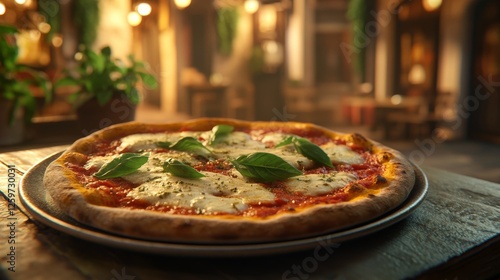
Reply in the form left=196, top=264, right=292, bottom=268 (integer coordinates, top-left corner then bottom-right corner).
left=0, top=0, right=499, bottom=182
left=0, top=1, right=499, bottom=279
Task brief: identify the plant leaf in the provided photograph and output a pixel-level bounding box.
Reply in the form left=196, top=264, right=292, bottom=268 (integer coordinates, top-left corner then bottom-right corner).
left=126, top=87, right=140, bottom=105
left=94, top=153, right=149, bottom=179
left=101, top=46, right=112, bottom=57
left=232, top=152, right=303, bottom=182
left=163, top=137, right=212, bottom=158
left=209, top=124, right=234, bottom=145
left=0, top=25, right=18, bottom=35
left=163, top=159, right=205, bottom=179
left=138, top=72, right=158, bottom=89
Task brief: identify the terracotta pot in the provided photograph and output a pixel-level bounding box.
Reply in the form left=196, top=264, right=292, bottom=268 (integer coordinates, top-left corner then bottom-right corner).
left=76, top=92, right=136, bottom=136
left=0, top=99, right=25, bottom=146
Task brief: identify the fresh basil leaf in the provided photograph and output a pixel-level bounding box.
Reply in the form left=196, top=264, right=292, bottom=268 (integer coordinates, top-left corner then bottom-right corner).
left=293, top=137, right=334, bottom=168
left=209, top=124, right=234, bottom=145
left=159, top=137, right=212, bottom=158
left=163, top=159, right=205, bottom=179
left=94, top=153, right=149, bottom=179
left=232, top=152, right=303, bottom=182
left=156, top=141, right=172, bottom=149
left=275, top=135, right=333, bottom=168
left=274, top=136, right=295, bottom=148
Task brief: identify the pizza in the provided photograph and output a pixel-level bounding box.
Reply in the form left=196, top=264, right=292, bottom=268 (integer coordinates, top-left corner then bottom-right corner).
left=43, top=118, right=415, bottom=243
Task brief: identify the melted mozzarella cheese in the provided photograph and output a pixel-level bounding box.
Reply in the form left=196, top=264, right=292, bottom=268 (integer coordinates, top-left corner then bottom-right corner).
left=321, top=143, right=364, bottom=165
left=118, top=131, right=208, bottom=152
left=211, top=131, right=266, bottom=160
left=259, top=132, right=288, bottom=145
left=268, top=145, right=314, bottom=169
left=285, top=172, right=357, bottom=196
left=84, top=154, right=119, bottom=170
left=127, top=172, right=275, bottom=214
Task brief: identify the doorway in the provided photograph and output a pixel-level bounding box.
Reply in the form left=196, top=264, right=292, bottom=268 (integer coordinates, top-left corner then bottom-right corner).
left=468, top=0, right=500, bottom=143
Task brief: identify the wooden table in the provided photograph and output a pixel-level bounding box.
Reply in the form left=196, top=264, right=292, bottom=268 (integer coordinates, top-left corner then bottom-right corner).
left=185, top=84, right=228, bottom=117
left=1, top=146, right=499, bottom=279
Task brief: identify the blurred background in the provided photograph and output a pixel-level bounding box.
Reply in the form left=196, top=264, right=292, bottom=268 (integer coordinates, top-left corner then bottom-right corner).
left=1, top=0, right=499, bottom=181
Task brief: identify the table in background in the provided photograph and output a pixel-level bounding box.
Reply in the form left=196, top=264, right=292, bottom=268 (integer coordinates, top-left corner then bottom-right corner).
left=185, top=84, right=228, bottom=117
left=0, top=146, right=499, bottom=279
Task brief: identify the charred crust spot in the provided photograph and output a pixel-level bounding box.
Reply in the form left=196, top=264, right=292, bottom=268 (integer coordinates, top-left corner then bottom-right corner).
left=377, top=152, right=393, bottom=163
left=375, top=174, right=388, bottom=184
left=351, top=133, right=367, bottom=142
left=368, top=194, right=376, bottom=198
left=346, top=183, right=365, bottom=194
left=350, top=133, right=373, bottom=148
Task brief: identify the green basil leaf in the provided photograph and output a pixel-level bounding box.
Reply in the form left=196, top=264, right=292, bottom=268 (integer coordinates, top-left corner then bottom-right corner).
left=293, top=137, right=334, bottom=168
left=156, top=141, right=172, bottom=149
left=232, top=152, right=303, bottom=182
left=94, top=153, right=149, bottom=179
left=163, top=159, right=205, bottom=179
left=159, top=137, right=212, bottom=158
left=275, top=135, right=333, bottom=168
left=209, top=124, right=234, bottom=145
left=274, top=136, right=295, bottom=148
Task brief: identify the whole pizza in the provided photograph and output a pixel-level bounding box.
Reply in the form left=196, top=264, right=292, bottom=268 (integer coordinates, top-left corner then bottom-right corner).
left=43, top=118, right=415, bottom=243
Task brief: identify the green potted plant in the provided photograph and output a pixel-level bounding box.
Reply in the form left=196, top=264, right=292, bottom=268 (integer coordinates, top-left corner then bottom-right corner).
left=57, top=45, right=157, bottom=133
left=0, top=25, right=50, bottom=145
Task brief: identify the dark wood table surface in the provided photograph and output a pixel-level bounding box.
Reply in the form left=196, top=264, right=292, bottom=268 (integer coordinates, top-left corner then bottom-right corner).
left=1, top=145, right=499, bottom=280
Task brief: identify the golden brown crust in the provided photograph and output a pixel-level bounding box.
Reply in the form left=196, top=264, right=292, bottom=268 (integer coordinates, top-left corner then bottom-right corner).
left=43, top=118, right=415, bottom=243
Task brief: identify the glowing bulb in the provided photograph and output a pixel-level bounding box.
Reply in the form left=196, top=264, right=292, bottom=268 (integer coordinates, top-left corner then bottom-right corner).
left=422, top=0, right=442, bottom=11
left=244, top=0, right=259, bottom=14
left=136, top=3, right=152, bottom=16
left=0, top=3, right=5, bottom=15
left=74, top=52, right=83, bottom=61
left=391, top=94, right=403, bottom=105
left=128, top=11, right=142, bottom=26
left=15, top=0, right=26, bottom=5
left=38, top=22, right=51, bottom=34
left=408, top=64, right=426, bottom=85
left=174, top=0, right=191, bottom=9
left=52, top=34, right=63, bottom=47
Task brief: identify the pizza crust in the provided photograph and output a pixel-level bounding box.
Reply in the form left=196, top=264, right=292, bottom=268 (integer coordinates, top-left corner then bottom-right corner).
left=44, top=118, right=415, bottom=243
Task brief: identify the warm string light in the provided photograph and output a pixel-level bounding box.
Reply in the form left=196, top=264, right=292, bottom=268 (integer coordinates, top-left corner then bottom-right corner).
left=128, top=11, right=142, bottom=26
left=0, top=3, right=5, bottom=15
left=136, top=2, right=151, bottom=16
left=422, top=0, right=442, bottom=11
left=129, top=2, right=153, bottom=26
left=244, top=0, right=259, bottom=14
left=174, top=0, right=191, bottom=10
left=52, top=34, right=63, bottom=47
left=38, top=22, right=51, bottom=34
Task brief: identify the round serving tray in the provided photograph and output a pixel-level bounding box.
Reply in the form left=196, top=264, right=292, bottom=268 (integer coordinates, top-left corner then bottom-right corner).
left=19, top=151, right=428, bottom=257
